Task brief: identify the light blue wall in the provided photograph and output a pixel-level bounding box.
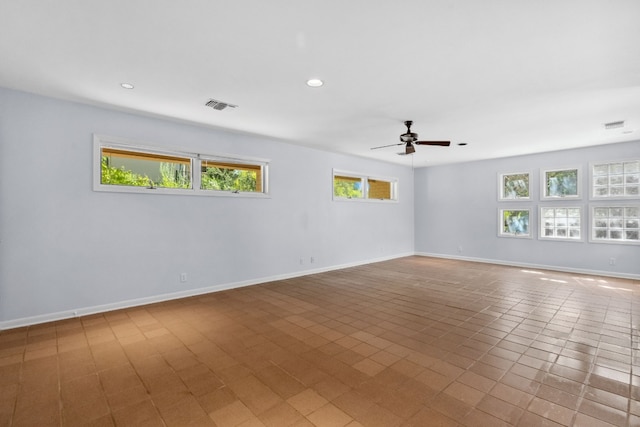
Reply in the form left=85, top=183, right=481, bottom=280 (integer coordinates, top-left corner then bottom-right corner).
left=414, top=141, right=640, bottom=278
left=2, top=86, right=637, bottom=328
left=0, top=88, right=415, bottom=327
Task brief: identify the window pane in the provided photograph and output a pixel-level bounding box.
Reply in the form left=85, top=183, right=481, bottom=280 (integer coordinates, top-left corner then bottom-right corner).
left=626, top=230, right=639, bottom=240
left=594, top=187, right=608, bottom=197
left=101, top=147, right=191, bottom=188
left=611, top=187, right=624, bottom=196
left=594, top=229, right=607, bottom=239
left=592, top=160, right=640, bottom=198
left=201, top=160, right=262, bottom=192
left=334, top=175, right=363, bottom=198
left=624, top=161, right=639, bottom=173
left=502, top=210, right=529, bottom=236
left=610, top=175, right=623, bottom=185
left=367, top=179, right=392, bottom=199
left=626, top=219, right=639, bottom=229
left=502, top=173, right=529, bottom=199
left=591, top=205, right=640, bottom=244
left=594, top=176, right=608, bottom=186
left=540, top=207, right=581, bottom=240
left=593, top=164, right=608, bottom=175
left=610, top=163, right=623, bottom=174
left=626, top=186, right=639, bottom=196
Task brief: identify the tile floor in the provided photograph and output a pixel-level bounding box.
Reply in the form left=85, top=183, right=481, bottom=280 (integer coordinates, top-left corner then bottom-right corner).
left=0, top=256, right=639, bottom=426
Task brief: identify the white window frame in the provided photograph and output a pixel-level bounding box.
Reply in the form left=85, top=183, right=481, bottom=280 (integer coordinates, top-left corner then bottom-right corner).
left=332, top=169, right=398, bottom=202
left=589, top=204, right=640, bottom=245
left=539, top=206, right=583, bottom=242
left=198, top=155, right=269, bottom=196
left=498, top=208, right=533, bottom=239
left=540, top=166, right=582, bottom=200
left=93, top=134, right=270, bottom=198
left=589, top=159, right=640, bottom=200
left=498, top=171, right=531, bottom=201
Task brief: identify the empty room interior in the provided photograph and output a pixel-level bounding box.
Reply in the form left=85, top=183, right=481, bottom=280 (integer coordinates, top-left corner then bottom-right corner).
left=1, top=2, right=639, bottom=426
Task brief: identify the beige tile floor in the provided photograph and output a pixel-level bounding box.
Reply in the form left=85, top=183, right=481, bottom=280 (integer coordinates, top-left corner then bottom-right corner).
left=0, top=256, right=639, bottom=426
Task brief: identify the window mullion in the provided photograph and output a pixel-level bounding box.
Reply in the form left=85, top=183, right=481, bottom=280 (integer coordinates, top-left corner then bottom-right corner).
left=193, top=157, right=201, bottom=191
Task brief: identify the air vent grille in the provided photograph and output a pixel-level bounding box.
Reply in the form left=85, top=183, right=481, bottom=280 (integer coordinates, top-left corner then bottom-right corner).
left=205, top=99, right=238, bottom=111
left=604, top=120, right=624, bottom=130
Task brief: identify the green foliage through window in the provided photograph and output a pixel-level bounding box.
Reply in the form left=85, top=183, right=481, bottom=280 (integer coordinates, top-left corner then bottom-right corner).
left=95, top=137, right=268, bottom=196
left=101, top=156, right=150, bottom=187
left=201, top=167, right=257, bottom=192
left=333, top=176, right=363, bottom=198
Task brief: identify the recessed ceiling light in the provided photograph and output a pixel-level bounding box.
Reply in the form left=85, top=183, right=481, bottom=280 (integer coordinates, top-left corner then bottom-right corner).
left=306, top=79, right=323, bottom=87
left=120, top=83, right=134, bottom=89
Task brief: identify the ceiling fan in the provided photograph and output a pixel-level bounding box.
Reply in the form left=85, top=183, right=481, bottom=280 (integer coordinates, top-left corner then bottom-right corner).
left=371, top=120, right=451, bottom=155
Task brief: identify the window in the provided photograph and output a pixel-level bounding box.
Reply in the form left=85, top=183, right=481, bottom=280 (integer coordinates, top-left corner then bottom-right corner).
left=541, top=167, right=581, bottom=200
left=591, top=205, right=640, bottom=244
left=94, top=135, right=269, bottom=197
left=591, top=160, right=640, bottom=199
left=101, top=147, right=192, bottom=189
left=499, top=208, right=531, bottom=238
left=499, top=172, right=530, bottom=200
left=540, top=207, right=582, bottom=241
left=200, top=159, right=264, bottom=193
left=367, top=179, right=393, bottom=200
left=332, top=170, right=397, bottom=201
left=333, top=174, right=363, bottom=199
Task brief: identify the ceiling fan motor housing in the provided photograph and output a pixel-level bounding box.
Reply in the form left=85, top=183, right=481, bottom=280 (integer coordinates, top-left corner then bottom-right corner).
left=400, top=132, right=418, bottom=143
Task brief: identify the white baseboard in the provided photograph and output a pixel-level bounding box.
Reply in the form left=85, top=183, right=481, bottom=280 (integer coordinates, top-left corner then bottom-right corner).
left=415, top=252, right=640, bottom=281
left=4, top=251, right=634, bottom=330
left=0, top=252, right=413, bottom=330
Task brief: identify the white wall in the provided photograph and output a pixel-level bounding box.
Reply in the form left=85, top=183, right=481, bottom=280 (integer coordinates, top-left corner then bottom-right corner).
left=414, top=141, right=640, bottom=278
left=0, top=88, right=415, bottom=328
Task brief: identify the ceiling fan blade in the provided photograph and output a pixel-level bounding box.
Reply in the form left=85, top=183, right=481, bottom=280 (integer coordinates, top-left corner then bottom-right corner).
left=414, top=141, right=451, bottom=146
left=370, top=142, right=404, bottom=150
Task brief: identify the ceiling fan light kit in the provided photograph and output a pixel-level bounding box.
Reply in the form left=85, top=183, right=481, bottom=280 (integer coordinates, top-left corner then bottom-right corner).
left=405, top=142, right=416, bottom=154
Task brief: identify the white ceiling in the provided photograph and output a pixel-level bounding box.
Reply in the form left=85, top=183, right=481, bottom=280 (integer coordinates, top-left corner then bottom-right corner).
left=1, top=0, right=639, bottom=167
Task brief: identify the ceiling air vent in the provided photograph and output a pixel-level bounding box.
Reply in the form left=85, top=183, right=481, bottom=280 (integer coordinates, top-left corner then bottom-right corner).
left=604, top=120, right=624, bottom=130
left=205, top=99, right=238, bottom=111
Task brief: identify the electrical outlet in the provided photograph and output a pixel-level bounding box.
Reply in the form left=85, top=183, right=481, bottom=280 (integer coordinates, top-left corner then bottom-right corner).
left=310, top=256, right=315, bottom=264
left=609, top=258, right=616, bottom=266
left=180, top=273, right=188, bottom=282
left=299, top=258, right=304, bottom=265
left=457, top=245, right=463, bottom=253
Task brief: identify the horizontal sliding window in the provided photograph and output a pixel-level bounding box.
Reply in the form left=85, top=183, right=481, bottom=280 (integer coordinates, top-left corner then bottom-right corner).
left=94, top=135, right=269, bottom=197
left=332, top=169, right=397, bottom=201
